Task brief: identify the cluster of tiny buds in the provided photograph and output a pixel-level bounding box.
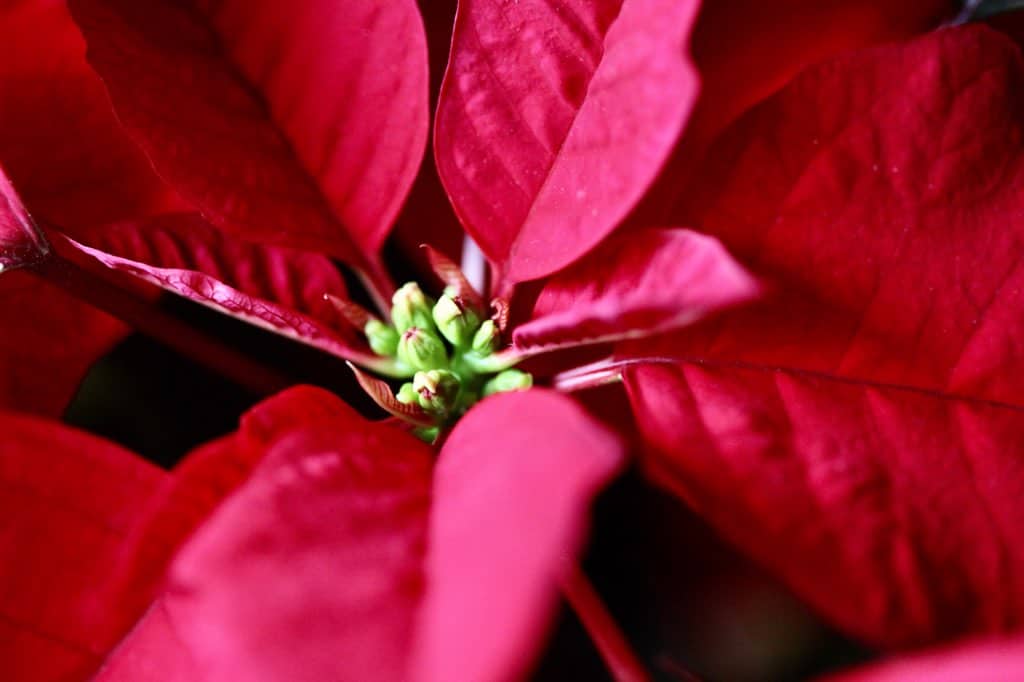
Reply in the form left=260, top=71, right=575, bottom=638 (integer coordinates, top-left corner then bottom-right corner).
left=361, top=281, right=532, bottom=431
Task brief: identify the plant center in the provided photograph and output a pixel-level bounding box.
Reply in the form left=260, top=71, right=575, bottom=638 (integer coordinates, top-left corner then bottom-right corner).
left=356, top=281, right=531, bottom=440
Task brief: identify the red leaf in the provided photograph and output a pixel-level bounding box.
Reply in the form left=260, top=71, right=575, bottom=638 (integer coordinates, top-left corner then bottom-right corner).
left=0, top=411, right=164, bottom=681
left=0, top=207, right=355, bottom=414
left=687, top=0, right=951, bottom=149
left=0, top=0, right=181, bottom=231
left=626, top=363, right=1024, bottom=648
left=0, top=272, right=124, bottom=414
left=57, top=231, right=387, bottom=370
left=95, top=601, right=201, bottom=682
left=435, top=0, right=700, bottom=285
left=513, top=228, right=759, bottom=352
left=413, top=390, right=624, bottom=681
left=93, top=213, right=350, bottom=327
left=0, top=166, right=120, bottom=415
left=107, top=387, right=357, bottom=638
left=634, top=0, right=954, bottom=226
left=101, top=389, right=622, bottom=680
left=68, top=0, right=428, bottom=276
left=621, top=26, right=1024, bottom=646
left=162, top=409, right=434, bottom=681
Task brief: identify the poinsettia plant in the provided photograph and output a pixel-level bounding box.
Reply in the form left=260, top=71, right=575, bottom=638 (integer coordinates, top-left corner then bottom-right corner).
left=4, top=0, right=1024, bottom=679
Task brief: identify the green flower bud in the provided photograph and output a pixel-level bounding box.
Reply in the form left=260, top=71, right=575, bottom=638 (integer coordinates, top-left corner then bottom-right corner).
left=364, top=319, right=399, bottom=356
left=396, top=382, right=418, bottom=405
left=432, top=294, right=480, bottom=348
left=471, top=319, right=499, bottom=356
left=482, top=369, right=533, bottom=397
left=413, top=369, right=461, bottom=415
left=413, top=426, right=440, bottom=443
left=391, top=282, right=435, bottom=332
left=397, top=327, right=448, bottom=371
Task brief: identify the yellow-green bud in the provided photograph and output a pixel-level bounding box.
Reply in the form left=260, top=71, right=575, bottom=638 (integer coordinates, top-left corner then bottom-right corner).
left=471, top=319, right=499, bottom=356
left=397, top=327, right=448, bottom=371
left=391, top=282, right=434, bottom=332
left=482, top=369, right=533, bottom=397
left=364, top=319, right=399, bottom=356
left=413, top=426, right=440, bottom=443
left=413, top=369, right=461, bottom=415
left=432, top=294, right=480, bottom=348
left=396, top=382, right=418, bottom=405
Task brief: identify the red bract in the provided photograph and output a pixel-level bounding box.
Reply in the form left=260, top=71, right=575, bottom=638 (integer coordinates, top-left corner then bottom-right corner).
left=0, top=0, right=747, bottom=678
left=435, top=0, right=700, bottom=287
left=0, top=412, right=165, bottom=680
left=623, top=22, right=1024, bottom=649
left=53, top=388, right=622, bottom=682
left=67, top=0, right=428, bottom=291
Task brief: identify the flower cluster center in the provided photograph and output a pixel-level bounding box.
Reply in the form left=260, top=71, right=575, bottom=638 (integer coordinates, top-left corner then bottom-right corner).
left=358, top=281, right=531, bottom=440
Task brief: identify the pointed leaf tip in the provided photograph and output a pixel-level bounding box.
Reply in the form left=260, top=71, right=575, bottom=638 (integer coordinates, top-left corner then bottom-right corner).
left=325, top=293, right=376, bottom=330
left=420, top=244, right=484, bottom=310
left=0, top=167, right=49, bottom=270
left=347, top=362, right=435, bottom=427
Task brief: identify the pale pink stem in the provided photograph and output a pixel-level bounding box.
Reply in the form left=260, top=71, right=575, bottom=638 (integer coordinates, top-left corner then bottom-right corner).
left=551, top=355, right=679, bottom=389
left=32, top=252, right=290, bottom=395
left=561, top=565, right=651, bottom=682
left=460, top=234, right=488, bottom=295
left=552, top=368, right=623, bottom=392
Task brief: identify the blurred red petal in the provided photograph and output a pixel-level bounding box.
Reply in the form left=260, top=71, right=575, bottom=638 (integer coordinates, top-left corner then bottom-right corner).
left=413, top=390, right=624, bottom=681
left=0, top=411, right=164, bottom=681
left=94, top=601, right=200, bottom=682
left=688, top=0, right=953, bottom=147
left=436, top=0, right=699, bottom=285
left=635, top=0, right=953, bottom=226
left=513, top=228, right=758, bottom=352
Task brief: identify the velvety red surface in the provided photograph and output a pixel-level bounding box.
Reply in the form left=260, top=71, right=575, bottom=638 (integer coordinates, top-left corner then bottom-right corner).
left=623, top=25, right=1024, bottom=647
left=0, top=412, right=164, bottom=681
left=96, top=388, right=621, bottom=681
left=435, top=0, right=700, bottom=286
left=68, top=0, right=427, bottom=281
left=515, top=228, right=758, bottom=352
